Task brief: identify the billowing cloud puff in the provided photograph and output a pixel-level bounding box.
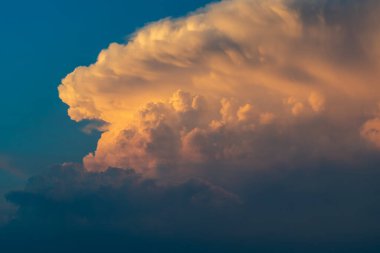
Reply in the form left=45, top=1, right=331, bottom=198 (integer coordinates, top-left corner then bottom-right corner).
left=361, top=117, right=380, bottom=148
left=59, top=0, right=380, bottom=175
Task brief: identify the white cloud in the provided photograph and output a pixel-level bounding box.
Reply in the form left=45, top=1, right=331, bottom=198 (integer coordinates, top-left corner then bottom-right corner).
left=58, top=0, right=380, bottom=177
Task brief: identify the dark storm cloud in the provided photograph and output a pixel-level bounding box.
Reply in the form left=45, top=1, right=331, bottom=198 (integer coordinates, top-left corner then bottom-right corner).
left=0, top=167, right=25, bottom=225
left=2, top=161, right=380, bottom=252
left=4, top=164, right=240, bottom=235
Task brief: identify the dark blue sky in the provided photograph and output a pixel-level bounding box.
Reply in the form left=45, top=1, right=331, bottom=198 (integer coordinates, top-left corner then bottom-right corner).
left=0, top=0, right=216, bottom=175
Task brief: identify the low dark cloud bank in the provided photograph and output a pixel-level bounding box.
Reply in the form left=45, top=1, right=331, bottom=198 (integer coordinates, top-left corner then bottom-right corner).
left=1, top=161, right=380, bottom=252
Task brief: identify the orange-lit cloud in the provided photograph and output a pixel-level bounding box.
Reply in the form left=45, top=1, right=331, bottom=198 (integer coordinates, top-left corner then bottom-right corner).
left=58, top=0, right=380, bottom=176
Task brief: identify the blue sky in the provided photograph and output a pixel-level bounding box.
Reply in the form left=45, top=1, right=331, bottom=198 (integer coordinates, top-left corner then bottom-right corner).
left=0, top=0, right=217, bottom=218
left=0, top=0, right=216, bottom=175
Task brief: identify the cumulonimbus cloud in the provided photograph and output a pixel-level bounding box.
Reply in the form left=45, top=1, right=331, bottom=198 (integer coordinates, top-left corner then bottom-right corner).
left=58, top=0, right=380, bottom=176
